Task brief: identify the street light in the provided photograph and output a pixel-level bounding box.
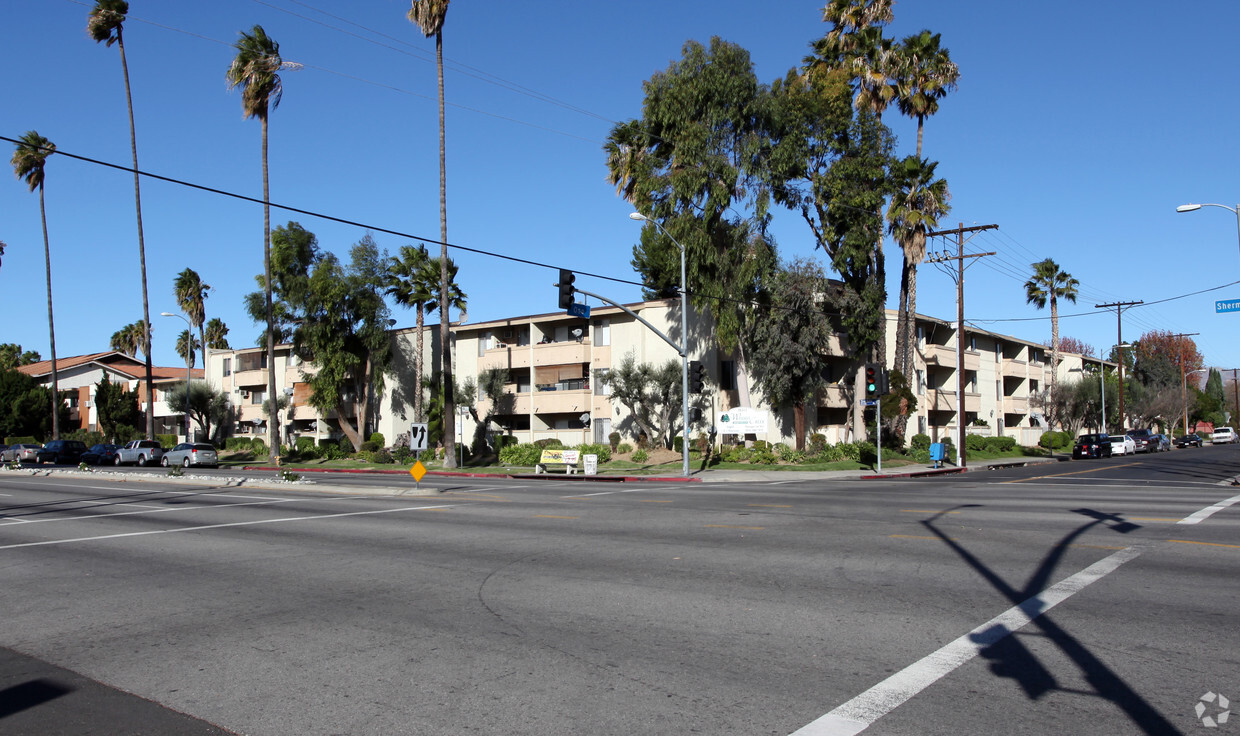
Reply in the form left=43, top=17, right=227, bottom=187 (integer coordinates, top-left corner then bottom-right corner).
left=629, top=212, right=691, bottom=478
left=160, top=311, right=193, bottom=442
left=1175, top=203, right=1240, bottom=262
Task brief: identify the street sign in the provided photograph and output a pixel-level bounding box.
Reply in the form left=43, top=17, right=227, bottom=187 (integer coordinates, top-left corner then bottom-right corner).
left=567, top=302, right=591, bottom=319
left=860, top=398, right=877, bottom=407
left=409, top=423, right=429, bottom=451
left=409, top=460, right=427, bottom=482
left=1216, top=299, right=1240, bottom=313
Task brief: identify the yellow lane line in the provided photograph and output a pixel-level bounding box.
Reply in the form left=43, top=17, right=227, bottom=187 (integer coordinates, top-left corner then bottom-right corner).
left=705, top=524, right=764, bottom=530
left=1168, top=539, right=1240, bottom=549
left=534, top=515, right=579, bottom=520
left=1001, top=461, right=1144, bottom=483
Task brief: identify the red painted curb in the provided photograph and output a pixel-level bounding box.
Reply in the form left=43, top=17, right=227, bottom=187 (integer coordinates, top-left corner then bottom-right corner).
left=241, top=466, right=512, bottom=479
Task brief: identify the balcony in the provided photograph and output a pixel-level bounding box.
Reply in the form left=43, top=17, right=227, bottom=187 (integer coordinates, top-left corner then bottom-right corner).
left=233, top=369, right=268, bottom=388
left=1001, top=357, right=1027, bottom=373
left=924, top=389, right=981, bottom=414
left=1002, top=396, right=1029, bottom=414
left=479, top=339, right=591, bottom=371
left=515, top=389, right=593, bottom=415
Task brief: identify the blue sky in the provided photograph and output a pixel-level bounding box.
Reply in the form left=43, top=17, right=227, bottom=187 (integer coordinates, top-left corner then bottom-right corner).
left=3, top=0, right=1240, bottom=381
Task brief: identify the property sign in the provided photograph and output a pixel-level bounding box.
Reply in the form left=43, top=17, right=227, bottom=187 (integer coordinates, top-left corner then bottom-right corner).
left=1216, top=299, right=1240, bottom=313
left=718, top=407, right=769, bottom=435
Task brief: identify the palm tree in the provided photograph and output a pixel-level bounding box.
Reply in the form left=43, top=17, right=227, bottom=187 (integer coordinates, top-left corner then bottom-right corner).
left=1025, top=258, right=1079, bottom=408
left=110, top=321, right=147, bottom=357
left=175, top=330, right=201, bottom=368
left=89, top=0, right=156, bottom=440
left=889, top=156, right=950, bottom=382
left=227, top=24, right=285, bottom=462
left=174, top=268, right=210, bottom=370
left=408, top=0, right=458, bottom=467
left=893, top=30, right=959, bottom=158
left=12, top=131, right=61, bottom=440
left=205, top=318, right=231, bottom=350
left=387, top=245, right=467, bottom=422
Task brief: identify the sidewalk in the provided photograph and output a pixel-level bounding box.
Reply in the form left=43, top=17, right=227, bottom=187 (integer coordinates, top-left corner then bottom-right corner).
left=695, top=455, right=1059, bottom=482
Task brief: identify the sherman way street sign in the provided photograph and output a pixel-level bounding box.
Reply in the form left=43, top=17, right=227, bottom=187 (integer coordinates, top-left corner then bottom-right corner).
left=1216, top=299, right=1240, bottom=313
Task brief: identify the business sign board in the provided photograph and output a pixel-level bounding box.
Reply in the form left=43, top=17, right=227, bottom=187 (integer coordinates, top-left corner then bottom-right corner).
left=1216, top=299, right=1240, bottom=314
left=718, top=407, right=769, bottom=435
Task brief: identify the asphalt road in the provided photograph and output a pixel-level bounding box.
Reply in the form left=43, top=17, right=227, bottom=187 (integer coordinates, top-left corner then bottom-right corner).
left=0, top=445, right=1237, bottom=735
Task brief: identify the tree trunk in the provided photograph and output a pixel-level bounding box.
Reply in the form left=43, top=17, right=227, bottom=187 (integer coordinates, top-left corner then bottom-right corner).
left=262, top=114, right=279, bottom=462
left=118, top=32, right=156, bottom=442
left=435, top=29, right=456, bottom=468
left=793, top=402, right=805, bottom=450
left=415, top=305, right=425, bottom=422
left=895, top=262, right=920, bottom=439
left=40, top=186, right=59, bottom=440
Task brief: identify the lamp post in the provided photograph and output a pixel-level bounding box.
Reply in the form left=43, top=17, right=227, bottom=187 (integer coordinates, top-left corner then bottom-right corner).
left=160, top=311, right=193, bottom=442
left=629, top=212, right=691, bottom=478
left=1175, top=203, right=1240, bottom=261
left=1183, top=368, right=1208, bottom=435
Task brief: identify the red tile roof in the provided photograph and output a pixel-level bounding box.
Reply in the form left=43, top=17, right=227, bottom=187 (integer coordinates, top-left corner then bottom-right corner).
left=16, top=352, right=203, bottom=381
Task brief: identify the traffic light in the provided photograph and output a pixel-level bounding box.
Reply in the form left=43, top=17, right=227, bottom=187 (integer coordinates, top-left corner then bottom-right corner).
left=688, top=360, right=706, bottom=393
left=864, top=363, right=878, bottom=398
left=557, top=269, right=576, bottom=309
left=878, top=366, right=890, bottom=396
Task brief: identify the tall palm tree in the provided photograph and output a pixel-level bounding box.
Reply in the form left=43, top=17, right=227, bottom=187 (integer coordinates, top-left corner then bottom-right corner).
left=893, top=30, right=959, bottom=158
left=174, top=268, right=210, bottom=370
left=89, top=0, right=156, bottom=440
left=408, top=0, right=458, bottom=467
left=175, top=330, right=201, bottom=368
left=228, top=24, right=284, bottom=461
left=888, top=156, right=950, bottom=381
left=387, top=245, right=467, bottom=423
left=205, top=318, right=231, bottom=350
left=12, top=131, right=61, bottom=440
left=1025, top=258, right=1079, bottom=407
left=110, top=321, right=147, bottom=357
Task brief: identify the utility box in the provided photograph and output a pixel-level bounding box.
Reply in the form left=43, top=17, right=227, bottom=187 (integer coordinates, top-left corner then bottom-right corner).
left=929, top=443, right=946, bottom=468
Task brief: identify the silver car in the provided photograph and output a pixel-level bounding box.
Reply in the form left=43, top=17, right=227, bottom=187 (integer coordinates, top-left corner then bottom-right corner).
left=115, top=439, right=164, bottom=467
left=161, top=443, right=218, bottom=468
left=2, top=443, right=42, bottom=463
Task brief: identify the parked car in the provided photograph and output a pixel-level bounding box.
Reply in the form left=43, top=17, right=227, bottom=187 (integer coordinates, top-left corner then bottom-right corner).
left=2, top=443, right=41, bottom=463
left=1110, top=435, right=1136, bottom=456
left=1125, top=428, right=1154, bottom=453
left=1148, top=434, right=1171, bottom=452
left=161, top=442, right=218, bottom=468
left=81, top=443, right=121, bottom=465
left=1073, top=433, right=1112, bottom=459
left=36, top=439, right=88, bottom=465
left=114, top=439, right=164, bottom=467
left=1211, top=427, right=1237, bottom=444
left=1175, top=433, right=1203, bottom=448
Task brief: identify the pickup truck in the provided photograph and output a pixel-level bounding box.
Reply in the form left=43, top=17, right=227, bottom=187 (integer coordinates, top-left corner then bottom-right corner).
left=114, top=439, right=165, bottom=466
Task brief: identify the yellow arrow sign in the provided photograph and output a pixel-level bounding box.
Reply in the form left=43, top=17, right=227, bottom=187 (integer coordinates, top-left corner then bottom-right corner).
left=409, top=460, right=427, bottom=483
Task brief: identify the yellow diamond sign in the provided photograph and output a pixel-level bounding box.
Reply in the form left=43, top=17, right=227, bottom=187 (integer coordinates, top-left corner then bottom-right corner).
left=409, top=460, right=427, bottom=483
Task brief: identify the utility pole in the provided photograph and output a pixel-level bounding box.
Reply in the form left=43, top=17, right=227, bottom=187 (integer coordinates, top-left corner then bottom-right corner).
left=1171, top=332, right=1199, bottom=434
left=1095, top=301, right=1143, bottom=431
left=926, top=222, right=997, bottom=469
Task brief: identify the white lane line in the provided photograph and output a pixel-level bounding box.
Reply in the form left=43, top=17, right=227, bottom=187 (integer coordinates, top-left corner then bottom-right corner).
left=0, top=497, right=308, bottom=526
left=0, top=504, right=457, bottom=550
left=564, top=488, right=652, bottom=498
left=789, top=545, right=1146, bottom=736
left=1178, top=493, right=1240, bottom=525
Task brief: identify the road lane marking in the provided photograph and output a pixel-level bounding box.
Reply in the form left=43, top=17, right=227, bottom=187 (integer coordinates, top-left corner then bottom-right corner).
left=1128, top=517, right=1181, bottom=522
left=534, top=515, right=578, bottom=520
left=563, top=489, right=649, bottom=498
left=900, top=510, right=959, bottom=514
left=789, top=545, right=1146, bottom=736
left=889, top=534, right=954, bottom=541
left=0, top=504, right=457, bottom=550
left=1178, top=493, right=1240, bottom=525
left=640, top=500, right=673, bottom=503
left=1000, top=462, right=1143, bottom=483
left=1167, top=539, right=1240, bottom=549
left=705, top=524, right=763, bottom=530
left=748, top=504, right=792, bottom=508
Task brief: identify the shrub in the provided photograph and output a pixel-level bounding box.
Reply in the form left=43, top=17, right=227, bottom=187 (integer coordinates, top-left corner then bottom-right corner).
left=752, top=440, right=770, bottom=452
left=985, top=436, right=1017, bottom=452
left=157, top=434, right=177, bottom=449
left=534, top=438, right=564, bottom=449
left=499, top=442, right=542, bottom=467
left=909, top=433, right=932, bottom=451
left=913, top=448, right=932, bottom=464
left=608, top=431, right=621, bottom=451
left=321, top=444, right=346, bottom=461
left=498, top=435, right=520, bottom=449
left=749, top=447, right=778, bottom=464
left=856, top=441, right=877, bottom=465
left=1038, top=431, right=1072, bottom=450
left=369, top=432, right=386, bottom=448
left=67, top=429, right=105, bottom=447
left=226, top=437, right=252, bottom=452
left=574, top=442, right=612, bottom=463
left=251, top=438, right=267, bottom=455
left=360, top=440, right=380, bottom=453
left=392, top=446, right=414, bottom=464
left=720, top=445, right=750, bottom=463
left=673, top=435, right=684, bottom=453
left=810, top=433, right=827, bottom=451
left=966, top=434, right=989, bottom=451
left=296, top=436, right=316, bottom=454
left=837, top=442, right=861, bottom=461
left=372, top=449, right=395, bottom=464
left=631, top=448, right=649, bottom=463
left=616, top=442, right=633, bottom=454
left=4, top=436, right=38, bottom=446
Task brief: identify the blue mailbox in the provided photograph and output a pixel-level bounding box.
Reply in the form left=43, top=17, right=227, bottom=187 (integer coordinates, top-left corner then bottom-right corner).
left=929, top=442, right=946, bottom=468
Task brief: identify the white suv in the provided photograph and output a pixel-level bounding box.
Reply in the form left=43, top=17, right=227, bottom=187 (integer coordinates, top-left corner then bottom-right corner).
left=1211, top=427, right=1237, bottom=444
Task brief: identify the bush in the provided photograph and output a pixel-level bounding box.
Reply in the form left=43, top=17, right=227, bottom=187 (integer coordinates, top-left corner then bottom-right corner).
left=631, top=448, right=649, bottom=463
left=533, top=438, right=564, bottom=449
left=251, top=438, right=267, bottom=455
left=499, top=442, right=543, bottom=467
left=372, top=449, right=395, bottom=464
left=156, top=434, right=177, bottom=449
left=296, top=436, right=316, bottom=454
left=1038, top=431, right=1072, bottom=450
left=985, top=436, right=1017, bottom=452
left=673, top=435, right=684, bottom=453
left=369, top=432, right=386, bottom=448
left=837, top=442, right=861, bottom=461
left=360, top=440, right=380, bottom=453
left=966, top=434, right=989, bottom=451
left=856, top=441, right=877, bottom=466
left=497, top=435, right=520, bottom=449
left=574, top=442, right=612, bottom=463
left=616, top=442, right=633, bottom=454
left=608, top=431, right=621, bottom=451
left=720, top=445, right=750, bottom=463
left=909, top=433, right=932, bottom=451
left=392, top=446, right=414, bottom=464
left=67, top=429, right=105, bottom=447
left=226, top=437, right=252, bottom=452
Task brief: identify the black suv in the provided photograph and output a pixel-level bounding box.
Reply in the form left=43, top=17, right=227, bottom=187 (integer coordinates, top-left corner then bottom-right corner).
left=1073, top=433, right=1112, bottom=459
left=36, top=440, right=88, bottom=465
left=1126, top=428, right=1154, bottom=453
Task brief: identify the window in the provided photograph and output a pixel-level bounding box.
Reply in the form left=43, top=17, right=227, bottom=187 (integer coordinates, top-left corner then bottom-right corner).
left=916, top=369, right=925, bottom=396
left=479, top=331, right=491, bottom=357
left=594, top=319, right=610, bottom=346
left=719, top=360, right=737, bottom=391
left=594, top=368, right=611, bottom=396
left=251, top=390, right=265, bottom=405
left=223, top=358, right=232, bottom=377
left=1030, top=379, right=1039, bottom=394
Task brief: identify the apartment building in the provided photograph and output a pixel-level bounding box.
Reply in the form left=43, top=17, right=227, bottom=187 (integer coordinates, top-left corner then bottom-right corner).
left=203, top=300, right=1107, bottom=450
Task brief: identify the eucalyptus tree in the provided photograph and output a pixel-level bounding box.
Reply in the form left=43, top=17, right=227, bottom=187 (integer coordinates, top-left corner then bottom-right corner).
left=174, top=268, right=210, bottom=370
left=387, top=244, right=466, bottom=422
left=1024, top=258, right=1079, bottom=405
left=603, top=37, right=778, bottom=404
left=407, top=0, right=459, bottom=467
left=892, top=30, right=959, bottom=158
left=11, top=131, right=61, bottom=439
left=89, top=0, right=155, bottom=439
left=887, top=156, right=950, bottom=383
left=227, top=24, right=285, bottom=459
